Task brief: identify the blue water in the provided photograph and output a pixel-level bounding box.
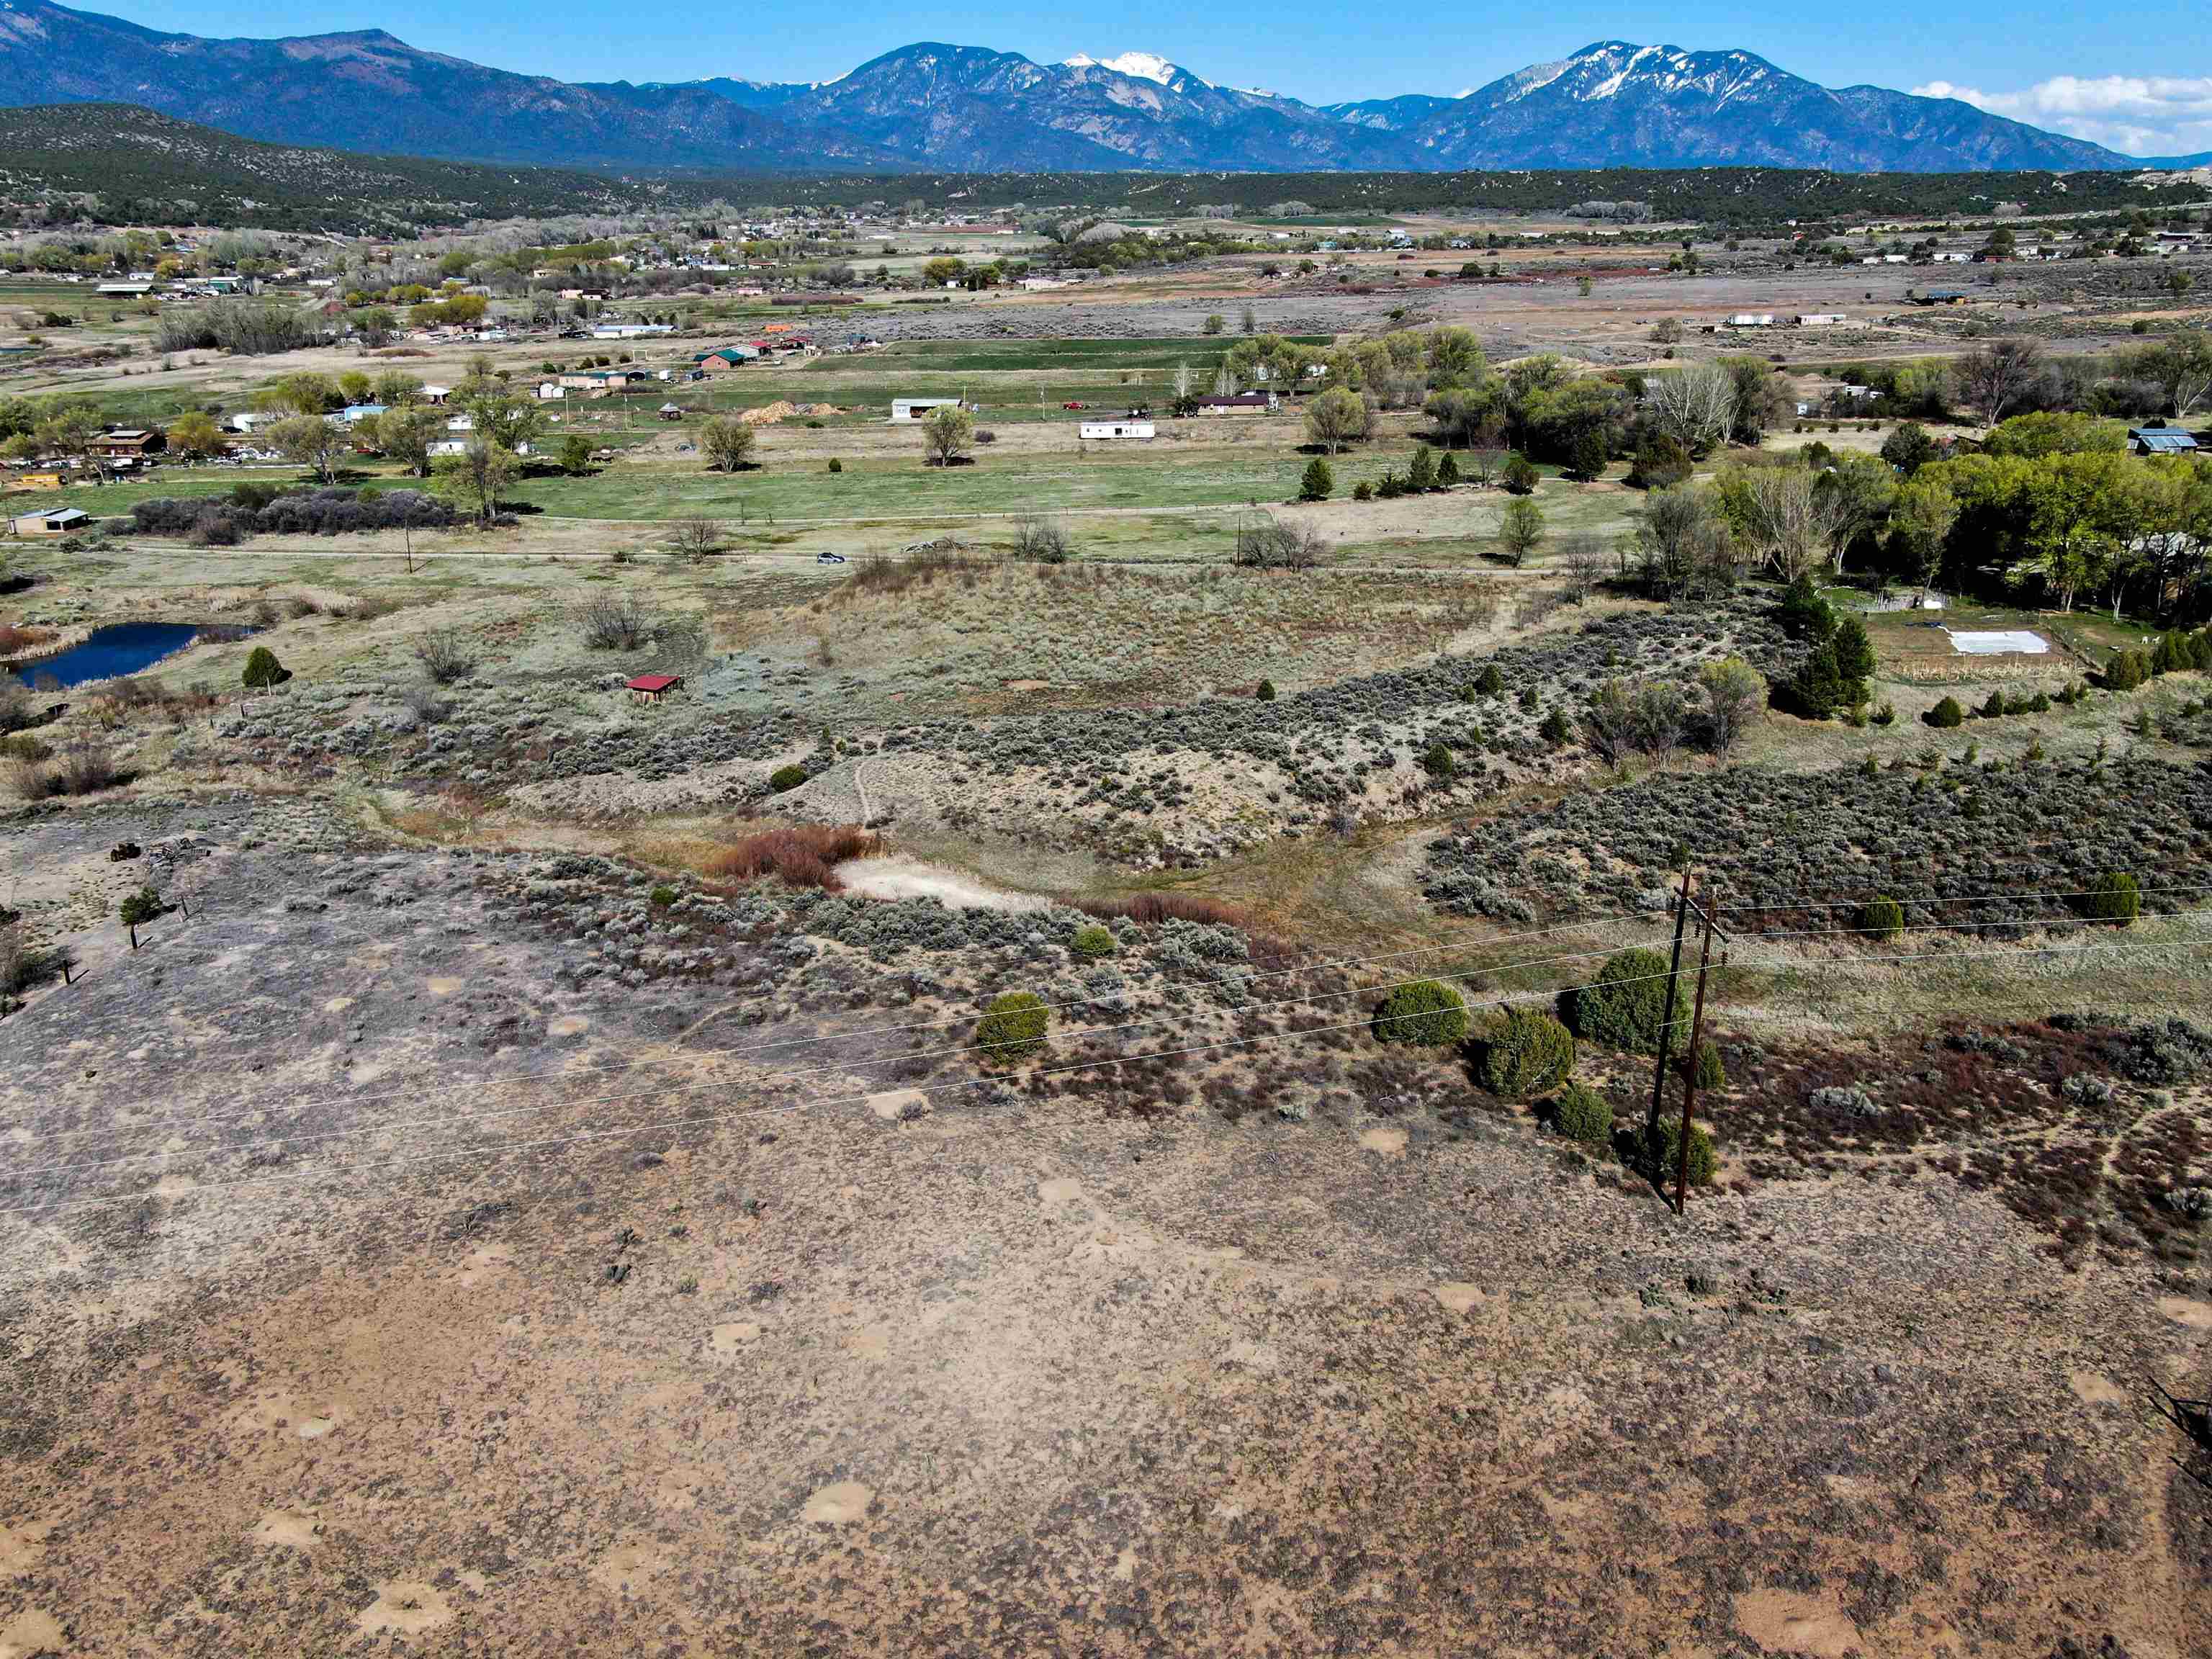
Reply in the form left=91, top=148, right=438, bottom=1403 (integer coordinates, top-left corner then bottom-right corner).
left=6, top=622, right=208, bottom=689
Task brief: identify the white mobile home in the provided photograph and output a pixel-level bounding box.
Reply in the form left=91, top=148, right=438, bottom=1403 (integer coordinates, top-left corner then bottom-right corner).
left=1079, top=419, right=1155, bottom=441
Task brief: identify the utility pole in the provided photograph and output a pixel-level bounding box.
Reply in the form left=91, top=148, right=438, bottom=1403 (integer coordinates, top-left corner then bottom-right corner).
left=1673, top=890, right=1723, bottom=1215
left=1645, top=866, right=1694, bottom=1144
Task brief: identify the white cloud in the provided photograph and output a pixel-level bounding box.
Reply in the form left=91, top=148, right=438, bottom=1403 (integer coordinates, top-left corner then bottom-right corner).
left=1912, top=74, right=2212, bottom=158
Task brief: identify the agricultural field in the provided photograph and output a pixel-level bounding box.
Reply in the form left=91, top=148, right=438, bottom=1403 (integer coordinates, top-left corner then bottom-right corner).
left=4, top=231, right=2212, bottom=1659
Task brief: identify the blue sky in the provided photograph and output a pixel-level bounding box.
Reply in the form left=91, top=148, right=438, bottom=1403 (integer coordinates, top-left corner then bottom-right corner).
left=89, top=1, right=2212, bottom=154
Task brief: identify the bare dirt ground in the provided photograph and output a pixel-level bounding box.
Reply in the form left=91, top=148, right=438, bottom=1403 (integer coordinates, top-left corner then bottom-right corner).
left=3, top=795, right=2209, bottom=1657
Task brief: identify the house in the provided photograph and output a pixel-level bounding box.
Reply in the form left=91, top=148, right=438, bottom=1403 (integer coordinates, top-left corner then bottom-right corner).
left=1192, top=392, right=1277, bottom=415
left=337, top=405, right=387, bottom=427
left=227, top=411, right=272, bottom=434
left=1794, top=313, right=1848, bottom=327
left=891, top=397, right=966, bottom=422
left=10, top=507, right=89, bottom=537
left=593, top=322, right=673, bottom=339
left=1726, top=313, right=1774, bottom=328
left=421, top=384, right=451, bottom=405
left=2129, top=428, right=2200, bottom=456
left=96, top=282, right=153, bottom=297
left=87, top=428, right=163, bottom=457
left=625, top=673, right=683, bottom=703
left=1915, top=289, right=1970, bottom=305
left=693, top=346, right=756, bottom=372
left=1079, top=418, right=1155, bottom=441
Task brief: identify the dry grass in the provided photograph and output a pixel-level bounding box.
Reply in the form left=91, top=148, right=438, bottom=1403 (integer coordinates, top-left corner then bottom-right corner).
left=642, top=822, right=881, bottom=891
left=1078, top=891, right=1248, bottom=928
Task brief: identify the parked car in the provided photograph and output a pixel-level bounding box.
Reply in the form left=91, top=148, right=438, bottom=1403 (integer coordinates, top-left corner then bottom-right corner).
left=816, top=552, right=848, bottom=565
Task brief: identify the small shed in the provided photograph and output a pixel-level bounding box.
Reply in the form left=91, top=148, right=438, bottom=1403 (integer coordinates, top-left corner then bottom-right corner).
left=10, top=507, right=89, bottom=537
left=625, top=673, right=683, bottom=703
left=2129, top=428, right=2200, bottom=457
left=658, top=403, right=685, bottom=421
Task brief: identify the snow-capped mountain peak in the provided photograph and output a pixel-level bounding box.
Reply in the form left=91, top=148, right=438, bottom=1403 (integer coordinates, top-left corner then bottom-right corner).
left=1062, top=50, right=1195, bottom=87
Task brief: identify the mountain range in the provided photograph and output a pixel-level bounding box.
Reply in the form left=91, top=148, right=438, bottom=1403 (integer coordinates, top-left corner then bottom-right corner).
left=0, top=2, right=2161, bottom=176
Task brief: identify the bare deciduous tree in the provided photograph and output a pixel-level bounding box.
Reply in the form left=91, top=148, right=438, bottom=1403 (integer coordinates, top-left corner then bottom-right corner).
left=1560, top=533, right=1606, bottom=602
left=1954, top=337, right=2044, bottom=430
left=667, top=516, right=727, bottom=564
left=1646, top=361, right=1737, bottom=456
left=1233, top=513, right=1326, bottom=571
left=1744, top=468, right=1846, bottom=583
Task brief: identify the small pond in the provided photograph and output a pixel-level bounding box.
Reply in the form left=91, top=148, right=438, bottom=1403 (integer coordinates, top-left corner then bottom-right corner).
left=6, top=622, right=214, bottom=689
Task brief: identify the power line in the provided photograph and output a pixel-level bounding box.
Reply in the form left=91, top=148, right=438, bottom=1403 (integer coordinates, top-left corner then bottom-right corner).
left=6, top=930, right=2203, bottom=1226
left=26, top=876, right=2208, bottom=1149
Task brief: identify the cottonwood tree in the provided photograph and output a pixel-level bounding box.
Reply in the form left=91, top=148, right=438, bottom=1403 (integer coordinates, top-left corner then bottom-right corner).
left=1304, top=386, right=1370, bottom=454
left=267, top=413, right=343, bottom=484
left=1631, top=484, right=1732, bottom=596
left=1813, top=452, right=1897, bottom=576
left=1888, top=471, right=1960, bottom=601
left=376, top=405, right=442, bottom=477
left=1954, top=338, right=2044, bottom=430
left=1646, top=361, right=1737, bottom=455
left=164, top=410, right=225, bottom=461
left=457, top=384, right=542, bottom=453
left=700, top=415, right=758, bottom=472
left=431, top=439, right=518, bottom=526
left=2138, top=329, right=2212, bottom=421
left=1743, top=467, right=1846, bottom=583
left=920, top=404, right=976, bottom=466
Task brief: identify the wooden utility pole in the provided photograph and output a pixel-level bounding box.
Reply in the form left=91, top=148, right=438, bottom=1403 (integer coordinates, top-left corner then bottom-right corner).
left=1673, top=891, right=1722, bottom=1215
left=1645, top=867, right=1694, bottom=1144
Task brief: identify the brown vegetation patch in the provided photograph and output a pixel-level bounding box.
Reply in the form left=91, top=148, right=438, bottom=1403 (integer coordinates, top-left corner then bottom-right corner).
left=1709, top=1017, right=2211, bottom=1267
left=646, top=822, right=876, bottom=889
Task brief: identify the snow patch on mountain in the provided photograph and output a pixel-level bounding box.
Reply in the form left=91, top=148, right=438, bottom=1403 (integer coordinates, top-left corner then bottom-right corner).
left=1063, top=51, right=1199, bottom=87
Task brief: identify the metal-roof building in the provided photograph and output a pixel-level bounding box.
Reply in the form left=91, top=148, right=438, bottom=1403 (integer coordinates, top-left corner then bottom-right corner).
left=2130, top=428, right=2200, bottom=455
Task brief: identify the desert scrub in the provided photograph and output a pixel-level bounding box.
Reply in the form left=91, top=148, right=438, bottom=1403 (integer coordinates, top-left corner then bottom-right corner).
left=1426, top=756, right=2211, bottom=932
left=118, top=886, right=163, bottom=926
left=1069, top=924, right=1117, bottom=961
left=1925, top=696, right=1964, bottom=729
left=976, top=992, right=1050, bottom=1062
left=1373, top=979, right=1469, bottom=1046
left=1479, top=1007, right=1575, bottom=1096
left=1552, top=1080, right=1613, bottom=1143
left=768, top=764, right=809, bottom=793
left=1573, top=949, right=1686, bottom=1053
